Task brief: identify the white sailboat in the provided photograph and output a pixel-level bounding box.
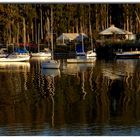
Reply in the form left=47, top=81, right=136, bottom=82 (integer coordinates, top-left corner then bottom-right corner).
left=0, top=48, right=8, bottom=58
left=31, top=23, right=51, bottom=58
left=31, top=49, right=51, bottom=57
left=41, top=7, right=60, bottom=69
left=75, top=33, right=86, bottom=56
left=86, top=49, right=96, bottom=58
left=67, top=32, right=96, bottom=63
left=86, top=5, right=96, bottom=58
left=0, top=18, right=30, bottom=62
left=0, top=53, right=30, bottom=62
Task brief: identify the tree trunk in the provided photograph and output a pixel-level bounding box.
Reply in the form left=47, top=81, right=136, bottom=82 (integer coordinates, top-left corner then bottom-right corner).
left=41, top=8, right=43, bottom=40
left=17, top=23, right=19, bottom=46
left=89, top=4, right=93, bottom=50
left=76, top=19, right=78, bottom=33
left=51, top=7, right=54, bottom=60
left=9, top=24, right=11, bottom=44
left=35, top=5, right=37, bottom=44
left=32, top=22, right=34, bottom=42
left=38, top=23, right=40, bottom=52
left=126, top=15, right=129, bottom=31
left=23, top=17, right=26, bottom=49
left=95, top=6, right=99, bottom=32
left=106, top=4, right=109, bottom=28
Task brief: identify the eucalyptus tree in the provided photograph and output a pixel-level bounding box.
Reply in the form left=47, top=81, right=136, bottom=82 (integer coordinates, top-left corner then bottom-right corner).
left=18, top=4, right=36, bottom=44
left=0, top=4, right=20, bottom=45
left=134, top=4, right=140, bottom=33
left=118, top=4, right=139, bottom=34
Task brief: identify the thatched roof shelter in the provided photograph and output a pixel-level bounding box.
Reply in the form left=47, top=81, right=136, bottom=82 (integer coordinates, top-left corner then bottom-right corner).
left=99, top=25, right=126, bottom=35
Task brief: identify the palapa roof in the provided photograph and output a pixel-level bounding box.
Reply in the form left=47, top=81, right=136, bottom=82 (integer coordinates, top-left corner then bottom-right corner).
left=56, top=33, right=79, bottom=41
left=75, top=33, right=88, bottom=41
left=99, top=25, right=129, bottom=35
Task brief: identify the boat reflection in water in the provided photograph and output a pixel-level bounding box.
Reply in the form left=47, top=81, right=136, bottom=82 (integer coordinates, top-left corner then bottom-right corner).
left=116, top=59, right=136, bottom=75
left=62, top=59, right=96, bottom=100
left=100, top=59, right=138, bottom=117
left=42, top=68, right=60, bottom=77
left=101, top=59, right=137, bottom=80
left=1, top=58, right=140, bottom=135
left=31, top=57, right=51, bottom=62
left=67, top=56, right=96, bottom=63
left=0, top=62, right=30, bottom=72
left=63, top=58, right=96, bottom=75
left=42, top=68, right=60, bottom=127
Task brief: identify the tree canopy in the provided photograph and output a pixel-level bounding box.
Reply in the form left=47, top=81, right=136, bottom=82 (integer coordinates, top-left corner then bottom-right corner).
left=0, top=4, right=139, bottom=44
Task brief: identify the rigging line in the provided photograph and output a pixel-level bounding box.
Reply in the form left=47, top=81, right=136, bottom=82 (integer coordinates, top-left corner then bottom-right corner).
left=82, top=72, right=87, bottom=100
left=50, top=76, right=55, bottom=127
left=89, top=64, right=94, bottom=91
left=50, top=94, right=55, bottom=127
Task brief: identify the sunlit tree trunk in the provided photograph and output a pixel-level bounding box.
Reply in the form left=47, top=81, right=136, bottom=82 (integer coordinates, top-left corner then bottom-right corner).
left=89, top=4, right=93, bottom=49
left=38, top=23, right=40, bottom=52
left=23, top=17, right=26, bottom=49
left=35, top=5, right=37, bottom=44
left=95, top=5, right=99, bottom=32
left=31, top=22, right=34, bottom=41
left=40, top=7, right=43, bottom=40
left=17, top=22, right=19, bottom=46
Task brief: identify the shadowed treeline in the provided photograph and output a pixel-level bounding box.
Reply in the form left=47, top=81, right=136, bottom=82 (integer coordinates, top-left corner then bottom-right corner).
left=0, top=4, right=140, bottom=45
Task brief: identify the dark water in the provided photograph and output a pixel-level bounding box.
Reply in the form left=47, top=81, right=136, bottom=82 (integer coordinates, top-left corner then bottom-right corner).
left=0, top=57, right=140, bottom=136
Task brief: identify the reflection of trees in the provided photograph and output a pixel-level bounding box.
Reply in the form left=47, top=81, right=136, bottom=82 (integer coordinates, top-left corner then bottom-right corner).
left=2, top=59, right=140, bottom=135
left=95, top=59, right=140, bottom=125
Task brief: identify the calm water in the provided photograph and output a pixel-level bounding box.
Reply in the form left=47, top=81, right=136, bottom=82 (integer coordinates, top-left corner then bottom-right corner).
left=0, top=57, right=140, bottom=136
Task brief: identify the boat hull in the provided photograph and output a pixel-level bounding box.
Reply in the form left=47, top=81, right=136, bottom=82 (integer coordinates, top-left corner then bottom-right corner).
left=116, top=51, right=140, bottom=59
left=0, top=54, right=8, bottom=58
left=86, top=50, right=96, bottom=57
left=31, top=52, right=51, bottom=57
left=76, top=52, right=86, bottom=56
left=42, top=60, right=60, bottom=69
left=0, top=55, right=30, bottom=62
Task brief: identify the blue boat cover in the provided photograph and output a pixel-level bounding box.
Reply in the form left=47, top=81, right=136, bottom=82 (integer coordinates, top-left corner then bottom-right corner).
left=15, top=47, right=29, bottom=53
left=76, top=44, right=85, bottom=52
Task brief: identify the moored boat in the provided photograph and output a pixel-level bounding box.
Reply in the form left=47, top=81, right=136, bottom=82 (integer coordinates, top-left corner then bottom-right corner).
left=31, top=51, right=51, bottom=57
left=0, top=48, right=8, bottom=58
left=0, top=53, right=30, bottom=62
left=86, top=50, right=97, bottom=58
left=115, top=51, right=140, bottom=58
left=41, top=7, right=60, bottom=69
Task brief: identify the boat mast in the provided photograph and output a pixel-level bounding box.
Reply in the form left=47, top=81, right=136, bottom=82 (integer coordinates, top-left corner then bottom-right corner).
left=40, top=5, right=43, bottom=40
left=51, top=7, right=54, bottom=60
left=89, top=4, right=93, bottom=51
left=35, top=5, right=37, bottom=44
left=81, top=28, right=84, bottom=53
left=38, top=23, right=40, bottom=53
